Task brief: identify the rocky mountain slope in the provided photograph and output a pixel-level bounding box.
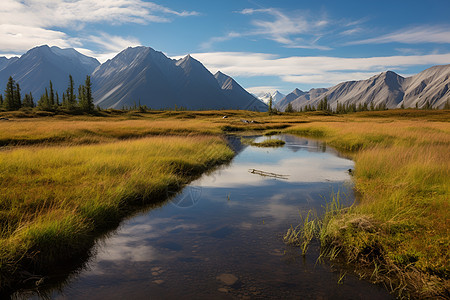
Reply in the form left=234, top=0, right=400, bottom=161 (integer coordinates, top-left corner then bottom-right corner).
left=277, top=65, right=450, bottom=111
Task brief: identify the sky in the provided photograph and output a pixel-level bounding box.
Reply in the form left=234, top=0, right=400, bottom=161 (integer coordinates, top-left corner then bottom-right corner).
left=1, top=0, right=450, bottom=95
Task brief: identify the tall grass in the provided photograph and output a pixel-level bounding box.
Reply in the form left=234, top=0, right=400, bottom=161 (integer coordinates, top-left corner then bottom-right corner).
left=286, top=117, right=450, bottom=298
left=0, top=136, right=234, bottom=289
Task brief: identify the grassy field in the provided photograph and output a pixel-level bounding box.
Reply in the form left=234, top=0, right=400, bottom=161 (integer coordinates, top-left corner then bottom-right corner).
left=0, top=133, right=234, bottom=290
left=0, top=109, right=448, bottom=297
left=284, top=113, right=449, bottom=298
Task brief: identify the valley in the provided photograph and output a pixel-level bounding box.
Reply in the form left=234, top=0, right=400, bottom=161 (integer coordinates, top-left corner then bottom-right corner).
left=0, top=110, right=448, bottom=299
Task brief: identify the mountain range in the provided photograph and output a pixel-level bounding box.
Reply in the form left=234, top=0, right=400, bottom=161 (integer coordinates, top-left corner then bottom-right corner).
left=277, top=65, right=450, bottom=110
left=0, top=46, right=100, bottom=99
left=0, top=45, right=266, bottom=111
left=1, top=45, right=449, bottom=110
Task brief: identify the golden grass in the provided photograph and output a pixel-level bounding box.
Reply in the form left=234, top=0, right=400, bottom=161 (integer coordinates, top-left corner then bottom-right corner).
left=0, top=109, right=449, bottom=296
left=286, top=116, right=450, bottom=298
left=0, top=135, right=234, bottom=288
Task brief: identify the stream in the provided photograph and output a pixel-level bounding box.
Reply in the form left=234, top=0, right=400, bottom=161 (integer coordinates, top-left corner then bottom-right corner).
left=18, top=134, right=392, bottom=299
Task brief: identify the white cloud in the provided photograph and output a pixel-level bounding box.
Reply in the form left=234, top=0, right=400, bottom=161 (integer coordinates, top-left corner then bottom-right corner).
left=181, top=51, right=450, bottom=86
left=348, top=25, right=450, bottom=45
left=0, top=0, right=198, bottom=57
left=204, top=7, right=331, bottom=50
left=200, top=32, right=242, bottom=50
left=0, top=0, right=199, bottom=28
left=246, top=86, right=279, bottom=95
left=0, top=24, right=76, bottom=52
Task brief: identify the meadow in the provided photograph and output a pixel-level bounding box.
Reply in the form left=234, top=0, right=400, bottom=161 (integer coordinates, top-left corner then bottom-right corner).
left=0, top=109, right=448, bottom=298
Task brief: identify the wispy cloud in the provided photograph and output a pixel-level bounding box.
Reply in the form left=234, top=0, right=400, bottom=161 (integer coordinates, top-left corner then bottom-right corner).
left=348, top=25, right=450, bottom=45
left=75, top=33, right=142, bottom=63
left=0, top=0, right=198, bottom=57
left=203, top=7, right=332, bottom=50
left=182, top=52, right=450, bottom=86
left=201, top=32, right=242, bottom=50
left=246, top=86, right=279, bottom=95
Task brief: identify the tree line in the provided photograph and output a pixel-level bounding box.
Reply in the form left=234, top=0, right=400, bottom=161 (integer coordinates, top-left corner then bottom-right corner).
left=0, top=75, right=94, bottom=112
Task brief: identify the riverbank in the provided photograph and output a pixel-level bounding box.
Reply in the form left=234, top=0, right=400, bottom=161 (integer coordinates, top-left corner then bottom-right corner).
left=285, top=116, right=449, bottom=298
left=0, top=109, right=448, bottom=297
left=0, top=134, right=234, bottom=292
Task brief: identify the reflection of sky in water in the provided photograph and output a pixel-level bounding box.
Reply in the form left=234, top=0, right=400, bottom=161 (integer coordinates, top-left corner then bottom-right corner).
left=42, top=135, right=392, bottom=300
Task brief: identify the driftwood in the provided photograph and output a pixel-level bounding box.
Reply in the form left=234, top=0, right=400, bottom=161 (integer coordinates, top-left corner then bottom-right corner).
left=248, top=169, right=289, bottom=180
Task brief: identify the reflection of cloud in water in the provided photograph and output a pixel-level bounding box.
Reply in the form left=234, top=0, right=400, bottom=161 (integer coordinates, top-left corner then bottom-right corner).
left=249, top=194, right=303, bottom=225
left=87, top=217, right=199, bottom=274
left=196, top=154, right=353, bottom=188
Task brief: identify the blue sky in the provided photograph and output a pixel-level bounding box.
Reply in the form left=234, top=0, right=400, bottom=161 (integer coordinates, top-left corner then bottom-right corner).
left=1, top=0, right=450, bottom=94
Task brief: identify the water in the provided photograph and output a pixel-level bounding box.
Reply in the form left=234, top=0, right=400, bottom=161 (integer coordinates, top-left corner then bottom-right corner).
left=19, top=135, right=392, bottom=299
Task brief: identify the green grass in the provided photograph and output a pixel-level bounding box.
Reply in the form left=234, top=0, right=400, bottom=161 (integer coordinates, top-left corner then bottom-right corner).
left=241, top=137, right=286, bottom=147
left=0, top=109, right=449, bottom=297
left=0, top=135, right=234, bottom=289
left=284, top=117, right=450, bottom=298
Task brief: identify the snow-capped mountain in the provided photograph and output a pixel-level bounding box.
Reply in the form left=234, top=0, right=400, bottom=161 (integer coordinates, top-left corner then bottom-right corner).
left=0, top=45, right=100, bottom=98
left=255, top=90, right=285, bottom=104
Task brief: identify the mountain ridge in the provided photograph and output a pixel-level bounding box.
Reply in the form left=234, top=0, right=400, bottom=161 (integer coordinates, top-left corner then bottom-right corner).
left=277, top=65, right=450, bottom=110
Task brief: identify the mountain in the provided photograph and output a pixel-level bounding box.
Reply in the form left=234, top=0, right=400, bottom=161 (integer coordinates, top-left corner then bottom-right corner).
left=0, top=56, right=19, bottom=72
left=276, top=88, right=306, bottom=109
left=92, top=46, right=267, bottom=110
left=0, top=45, right=100, bottom=98
left=278, top=65, right=450, bottom=111
left=215, top=71, right=267, bottom=111
left=255, top=90, right=285, bottom=104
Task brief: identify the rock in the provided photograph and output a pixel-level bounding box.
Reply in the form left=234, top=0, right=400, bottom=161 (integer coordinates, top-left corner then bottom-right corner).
left=152, top=279, right=164, bottom=285
left=216, top=273, right=238, bottom=285
left=151, top=267, right=161, bottom=272
left=152, top=272, right=159, bottom=276
left=218, top=288, right=229, bottom=293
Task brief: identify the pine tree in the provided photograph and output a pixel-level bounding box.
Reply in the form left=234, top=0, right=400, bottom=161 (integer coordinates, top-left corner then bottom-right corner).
left=14, top=83, right=21, bottom=110
left=22, top=92, right=35, bottom=108
left=268, top=96, right=273, bottom=115
left=83, top=75, right=94, bottom=112
left=78, top=84, right=87, bottom=111
left=0, top=94, right=3, bottom=107
left=49, top=81, right=55, bottom=107
left=444, top=99, right=450, bottom=110
left=285, top=102, right=294, bottom=113
left=4, top=76, right=16, bottom=111
left=66, top=75, right=76, bottom=110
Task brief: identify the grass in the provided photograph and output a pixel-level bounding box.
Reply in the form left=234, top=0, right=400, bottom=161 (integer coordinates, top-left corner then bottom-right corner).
left=284, top=114, right=450, bottom=298
left=0, top=109, right=449, bottom=297
left=241, top=137, right=286, bottom=147
left=0, top=135, right=234, bottom=290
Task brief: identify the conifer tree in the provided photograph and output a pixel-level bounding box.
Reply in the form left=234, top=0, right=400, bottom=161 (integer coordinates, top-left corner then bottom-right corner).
left=268, top=95, right=273, bottom=115
left=22, top=92, right=35, bottom=108
left=14, top=83, right=21, bottom=109
left=49, top=81, right=55, bottom=107
left=65, top=75, right=76, bottom=110
left=78, top=84, right=86, bottom=110
left=83, top=75, right=94, bottom=112
left=4, top=76, right=16, bottom=111
left=0, top=94, right=3, bottom=107
left=444, top=99, right=450, bottom=110
left=285, top=102, right=294, bottom=113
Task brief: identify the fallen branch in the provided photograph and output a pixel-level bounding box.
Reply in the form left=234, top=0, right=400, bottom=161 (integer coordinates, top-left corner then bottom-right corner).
left=248, top=168, right=289, bottom=179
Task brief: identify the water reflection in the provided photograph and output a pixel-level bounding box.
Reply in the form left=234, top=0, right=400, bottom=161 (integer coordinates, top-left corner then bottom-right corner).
left=21, top=135, right=392, bottom=300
